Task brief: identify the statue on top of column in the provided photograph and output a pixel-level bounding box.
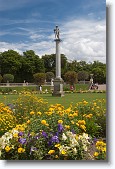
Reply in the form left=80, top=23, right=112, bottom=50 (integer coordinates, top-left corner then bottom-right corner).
left=54, top=25, right=60, bottom=39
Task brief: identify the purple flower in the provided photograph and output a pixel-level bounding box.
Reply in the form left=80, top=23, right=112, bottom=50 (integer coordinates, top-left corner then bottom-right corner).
left=55, top=132, right=59, bottom=136
left=19, top=138, right=26, bottom=144
left=71, top=129, right=76, bottom=134
left=30, top=146, right=37, bottom=155
left=7, top=103, right=15, bottom=110
left=18, top=132, right=23, bottom=137
left=42, top=131, right=48, bottom=138
left=51, top=135, right=59, bottom=143
left=34, top=133, right=40, bottom=139
left=58, top=124, right=64, bottom=132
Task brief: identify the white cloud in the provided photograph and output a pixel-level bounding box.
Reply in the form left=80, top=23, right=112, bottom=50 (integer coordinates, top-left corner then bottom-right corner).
left=60, top=19, right=106, bottom=63
left=0, top=18, right=106, bottom=63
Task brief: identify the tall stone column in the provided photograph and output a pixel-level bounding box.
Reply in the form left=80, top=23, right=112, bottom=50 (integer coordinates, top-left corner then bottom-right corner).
left=56, top=39, right=61, bottom=79
left=52, top=26, right=64, bottom=97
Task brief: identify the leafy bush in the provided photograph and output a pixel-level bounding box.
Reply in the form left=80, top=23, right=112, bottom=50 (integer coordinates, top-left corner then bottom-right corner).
left=3, top=74, right=14, bottom=83
left=33, top=73, right=46, bottom=85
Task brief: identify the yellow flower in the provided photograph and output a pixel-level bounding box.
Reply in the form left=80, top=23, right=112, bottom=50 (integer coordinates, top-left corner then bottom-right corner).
left=73, top=112, right=78, bottom=117
left=41, top=120, right=47, bottom=125
left=47, top=112, right=53, bottom=115
left=41, top=120, right=49, bottom=126
left=68, top=114, right=73, bottom=118
left=94, top=152, right=99, bottom=157
left=19, top=127, right=25, bottom=132
left=27, top=120, right=30, bottom=124
left=58, top=120, right=63, bottom=124
left=30, top=111, right=35, bottom=115
left=80, top=125, right=86, bottom=131
left=65, top=125, right=70, bottom=129
left=48, top=150, right=55, bottom=155
left=76, top=135, right=79, bottom=140
left=83, top=100, right=88, bottom=105
left=37, top=111, right=42, bottom=115
left=78, top=120, right=86, bottom=125
left=65, top=108, right=71, bottom=113
left=96, top=141, right=105, bottom=147
left=18, top=147, right=25, bottom=153
left=55, top=144, right=60, bottom=148
left=93, top=102, right=97, bottom=106
left=49, top=108, right=54, bottom=112
left=55, top=155, right=59, bottom=158
left=13, top=133, right=18, bottom=138
left=96, top=141, right=106, bottom=151
left=5, top=146, right=11, bottom=152
left=86, top=114, right=93, bottom=118
left=61, top=150, right=66, bottom=155
left=102, top=147, right=106, bottom=152
left=71, top=120, right=75, bottom=124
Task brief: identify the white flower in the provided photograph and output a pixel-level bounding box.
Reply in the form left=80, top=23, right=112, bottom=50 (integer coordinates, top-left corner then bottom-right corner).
left=83, top=145, right=88, bottom=151
left=62, top=133, right=67, bottom=141
left=82, top=133, right=89, bottom=140
left=73, top=148, right=77, bottom=154
left=12, top=129, right=19, bottom=135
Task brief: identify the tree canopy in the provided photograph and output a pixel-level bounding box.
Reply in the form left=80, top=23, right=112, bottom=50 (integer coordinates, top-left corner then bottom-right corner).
left=0, top=50, right=106, bottom=84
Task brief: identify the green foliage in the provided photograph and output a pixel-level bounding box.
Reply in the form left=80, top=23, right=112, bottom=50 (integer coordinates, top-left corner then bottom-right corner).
left=42, top=54, right=56, bottom=73
left=92, top=67, right=106, bottom=84
left=64, top=71, right=77, bottom=86
left=46, top=72, right=54, bottom=82
left=0, top=75, right=3, bottom=83
left=3, top=74, right=14, bottom=83
left=0, top=50, right=22, bottom=76
left=77, top=71, right=89, bottom=81
left=33, top=73, right=46, bottom=85
left=0, top=50, right=106, bottom=84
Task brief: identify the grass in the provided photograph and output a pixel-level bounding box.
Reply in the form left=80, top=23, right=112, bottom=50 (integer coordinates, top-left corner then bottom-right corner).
left=0, top=84, right=89, bottom=92
left=0, top=92, right=106, bottom=108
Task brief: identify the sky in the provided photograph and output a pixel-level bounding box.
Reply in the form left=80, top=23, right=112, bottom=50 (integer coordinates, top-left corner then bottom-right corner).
left=0, top=0, right=106, bottom=63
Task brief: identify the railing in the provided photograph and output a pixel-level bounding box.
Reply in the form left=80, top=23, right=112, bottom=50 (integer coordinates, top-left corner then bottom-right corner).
left=0, top=83, right=51, bottom=87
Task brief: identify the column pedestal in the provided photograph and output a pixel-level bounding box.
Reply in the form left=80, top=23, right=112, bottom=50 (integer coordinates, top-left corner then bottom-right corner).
left=52, top=78, right=64, bottom=97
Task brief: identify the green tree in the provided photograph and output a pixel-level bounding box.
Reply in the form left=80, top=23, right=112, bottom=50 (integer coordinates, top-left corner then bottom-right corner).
left=91, top=61, right=106, bottom=84
left=46, top=72, right=54, bottom=82
left=92, top=67, right=106, bottom=84
left=3, top=74, right=14, bottom=83
left=42, top=54, right=68, bottom=78
left=0, top=50, right=22, bottom=78
left=16, top=50, right=45, bottom=82
left=0, top=74, right=3, bottom=83
left=77, top=71, right=89, bottom=81
left=64, top=71, right=77, bottom=88
left=33, top=73, right=46, bottom=85
left=42, top=54, right=56, bottom=74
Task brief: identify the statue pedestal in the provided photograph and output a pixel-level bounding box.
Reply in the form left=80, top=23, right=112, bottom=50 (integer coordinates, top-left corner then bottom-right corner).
left=52, top=78, right=64, bottom=97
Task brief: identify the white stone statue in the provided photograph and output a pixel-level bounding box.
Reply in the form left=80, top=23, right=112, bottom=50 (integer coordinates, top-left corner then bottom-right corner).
left=54, top=25, right=60, bottom=39
left=51, top=78, right=54, bottom=86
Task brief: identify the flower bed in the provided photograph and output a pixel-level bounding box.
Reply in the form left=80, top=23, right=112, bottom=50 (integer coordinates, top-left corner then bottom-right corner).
left=0, top=93, right=106, bottom=160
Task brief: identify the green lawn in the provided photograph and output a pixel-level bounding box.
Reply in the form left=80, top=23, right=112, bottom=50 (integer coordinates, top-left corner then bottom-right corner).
left=0, top=93, right=106, bottom=108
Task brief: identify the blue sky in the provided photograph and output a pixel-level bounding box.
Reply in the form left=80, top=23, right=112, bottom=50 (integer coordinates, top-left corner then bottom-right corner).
left=0, top=0, right=106, bottom=62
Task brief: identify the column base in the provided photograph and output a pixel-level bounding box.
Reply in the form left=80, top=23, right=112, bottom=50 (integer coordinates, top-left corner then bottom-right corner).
left=52, top=78, right=64, bottom=97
